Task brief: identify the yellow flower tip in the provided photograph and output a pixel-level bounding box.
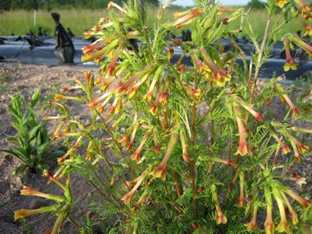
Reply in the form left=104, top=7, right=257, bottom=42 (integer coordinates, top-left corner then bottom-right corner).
left=298, top=144, right=309, bottom=154
left=289, top=211, right=299, bottom=225
left=276, top=0, right=288, bottom=8
left=121, top=193, right=132, bottom=205
left=148, top=103, right=158, bottom=115
left=245, top=221, right=257, bottom=231
left=276, top=221, right=290, bottom=233
left=236, top=142, right=252, bottom=156
left=281, top=144, right=291, bottom=155
left=214, top=71, right=231, bottom=87
left=14, top=209, right=30, bottom=220
left=153, top=166, right=166, bottom=180
left=283, top=59, right=298, bottom=72
left=264, top=221, right=274, bottom=234
left=237, top=199, right=246, bottom=208
left=130, top=151, right=140, bottom=163
left=159, top=92, right=168, bottom=106
left=20, top=186, right=39, bottom=196
left=215, top=212, right=227, bottom=225
left=83, top=31, right=93, bottom=40
left=54, top=94, right=64, bottom=101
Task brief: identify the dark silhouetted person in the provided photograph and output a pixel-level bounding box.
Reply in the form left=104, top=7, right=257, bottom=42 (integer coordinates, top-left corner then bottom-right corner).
left=67, top=27, right=75, bottom=37
left=51, top=12, right=75, bottom=63
left=38, top=27, right=43, bottom=36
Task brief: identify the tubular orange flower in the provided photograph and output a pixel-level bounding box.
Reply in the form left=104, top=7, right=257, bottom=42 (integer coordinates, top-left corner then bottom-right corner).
left=284, top=189, right=310, bottom=208
left=153, top=130, right=179, bottom=180
left=245, top=205, right=258, bottom=231
left=269, top=128, right=291, bottom=155
left=200, top=48, right=231, bottom=87
left=128, top=74, right=149, bottom=99
left=211, top=184, right=227, bottom=225
left=82, top=39, right=104, bottom=55
left=121, top=174, right=144, bottom=205
left=276, top=0, right=288, bottom=8
left=148, top=95, right=160, bottom=116
left=128, top=121, right=139, bottom=151
left=173, top=8, right=202, bottom=29
left=234, top=96, right=264, bottom=122
left=283, top=37, right=298, bottom=72
left=20, top=186, right=64, bottom=202
left=180, top=129, right=190, bottom=163
left=87, top=92, right=112, bottom=109
left=234, top=105, right=252, bottom=156
left=82, top=39, right=120, bottom=62
left=295, top=0, right=312, bottom=19
left=264, top=188, right=274, bottom=234
left=273, top=188, right=290, bottom=233
left=159, top=91, right=168, bottom=106
left=281, top=192, right=299, bottom=225
left=289, top=34, right=312, bottom=56
left=130, top=131, right=151, bottom=163
left=14, top=206, right=57, bottom=220
left=237, top=171, right=246, bottom=207
left=282, top=94, right=300, bottom=117
left=107, top=1, right=127, bottom=13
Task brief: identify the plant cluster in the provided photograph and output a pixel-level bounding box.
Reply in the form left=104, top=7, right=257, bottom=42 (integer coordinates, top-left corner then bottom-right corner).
left=12, top=0, right=312, bottom=233
left=1, top=90, right=66, bottom=175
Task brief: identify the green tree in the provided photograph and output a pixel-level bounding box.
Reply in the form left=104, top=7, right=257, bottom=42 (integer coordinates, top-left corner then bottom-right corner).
left=0, top=0, right=11, bottom=10
left=246, top=0, right=266, bottom=9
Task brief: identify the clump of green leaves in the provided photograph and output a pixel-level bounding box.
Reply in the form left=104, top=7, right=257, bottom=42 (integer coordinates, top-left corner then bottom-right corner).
left=15, top=0, right=312, bottom=233
left=1, top=90, right=66, bottom=175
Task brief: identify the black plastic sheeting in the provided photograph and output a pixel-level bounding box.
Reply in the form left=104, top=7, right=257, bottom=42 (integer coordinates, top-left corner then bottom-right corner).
left=0, top=36, right=311, bottom=80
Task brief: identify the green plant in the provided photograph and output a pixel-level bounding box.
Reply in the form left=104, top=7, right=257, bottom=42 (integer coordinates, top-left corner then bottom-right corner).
left=0, top=90, right=66, bottom=175
left=15, top=0, right=312, bottom=233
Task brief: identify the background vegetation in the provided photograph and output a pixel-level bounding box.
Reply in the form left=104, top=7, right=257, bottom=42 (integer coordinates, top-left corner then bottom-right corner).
left=0, top=8, right=304, bottom=38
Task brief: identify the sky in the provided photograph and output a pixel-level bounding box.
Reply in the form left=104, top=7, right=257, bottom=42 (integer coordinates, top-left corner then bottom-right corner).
left=173, top=0, right=252, bottom=6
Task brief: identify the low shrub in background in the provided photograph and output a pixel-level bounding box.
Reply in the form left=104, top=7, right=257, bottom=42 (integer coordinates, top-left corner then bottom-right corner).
left=1, top=90, right=66, bottom=175
left=13, top=0, right=312, bottom=233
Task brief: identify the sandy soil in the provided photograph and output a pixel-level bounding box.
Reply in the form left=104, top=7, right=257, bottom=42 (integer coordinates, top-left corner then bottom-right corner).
left=0, top=63, right=99, bottom=234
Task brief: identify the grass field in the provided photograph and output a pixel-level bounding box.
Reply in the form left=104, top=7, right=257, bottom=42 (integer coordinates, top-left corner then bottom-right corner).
left=0, top=7, right=304, bottom=39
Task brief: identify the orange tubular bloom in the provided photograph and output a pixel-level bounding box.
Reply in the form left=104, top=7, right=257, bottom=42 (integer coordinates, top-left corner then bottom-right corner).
left=121, top=174, right=145, bottom=205
left=82, top=39, right=105, bottom=55
left=235, top=96, right=264, bottom=122
left=245, top=205, right=258, bottom=231
left=211, top=184, right=227, bottom=225
left=153, top=130, right=179, bottom=180
left=173, top=8, right=202, bottom=29
left=234, top=106, right=252, bottom=156
left=283, top=37, right=298, bottom=72
left=148, top=95, right=161, bottom=116
left=289, top=34, right=312, bottom=56
left=269, top=129, right=291, bottom=155
left=284, top=189, right=310, bottom=208
left=14, top=206, right=57, bottom=220
left=295, top=0, right=312, bottom=19
left=273, top=189, right=290, bottom=233
left=281, top=192, right=299, bottom=225
left=21, top=186, right=64, bottom=202
left=107, top=1, right=127, bottom=13
left=237, top=172, right=246, bottom=207
left=87, top=92, right=112, bottom=109
left=282, top=94, right=300, bottom=116
left=264, top=205, right=274, bottom=234
left=130, top=131, right=151, bottom=163
left=180, top=129, right=190, bottom=163
left=200, top=48, right=231, bottom=87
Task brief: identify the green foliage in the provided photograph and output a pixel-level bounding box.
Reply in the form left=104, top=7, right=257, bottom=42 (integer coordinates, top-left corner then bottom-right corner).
left=246, top=0, right=266, bottom=9
left=0, top=90, right=66, bottom=175
left=14, top=0, right=312, bottom=233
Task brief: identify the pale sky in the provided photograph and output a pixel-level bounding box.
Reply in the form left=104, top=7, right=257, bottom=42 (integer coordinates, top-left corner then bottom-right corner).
left=173, top=0, right=253, bottom=6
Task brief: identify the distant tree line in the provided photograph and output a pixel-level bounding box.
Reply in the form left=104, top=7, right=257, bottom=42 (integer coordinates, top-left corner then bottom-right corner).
left=0, top=0, right=159, bottom=11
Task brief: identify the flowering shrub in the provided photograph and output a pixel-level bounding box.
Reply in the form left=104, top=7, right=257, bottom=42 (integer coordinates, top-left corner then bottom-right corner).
left=15, top=0, right=312, bottom=233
